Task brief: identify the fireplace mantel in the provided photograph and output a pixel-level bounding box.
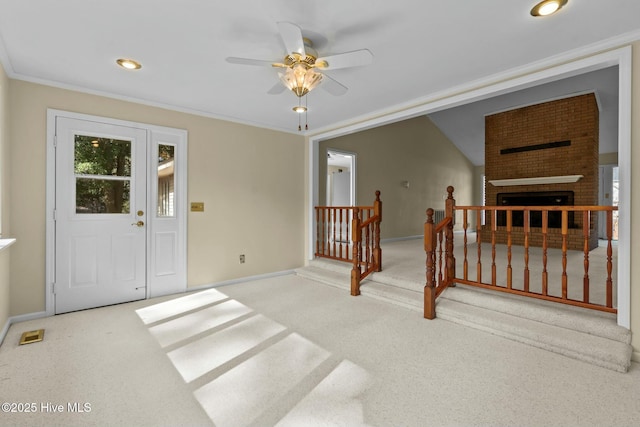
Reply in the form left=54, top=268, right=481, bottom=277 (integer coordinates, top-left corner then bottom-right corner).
left=488, top=175, right=583, bottom=187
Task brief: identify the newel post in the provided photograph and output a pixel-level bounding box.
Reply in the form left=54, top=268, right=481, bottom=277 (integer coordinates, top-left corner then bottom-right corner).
left=445, top=186, right=456, bottom=286
left=351, top=208, right=362, bottom=296
left=424, top=208, right=436, bottom=319
left=373, top=190, right=382, bottom=272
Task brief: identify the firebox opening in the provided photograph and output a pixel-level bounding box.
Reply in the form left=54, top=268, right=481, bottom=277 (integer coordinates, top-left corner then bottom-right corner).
left=496, top=191, right=575, bottom=228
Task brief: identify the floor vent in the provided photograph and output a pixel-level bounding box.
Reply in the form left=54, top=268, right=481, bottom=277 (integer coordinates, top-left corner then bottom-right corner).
left=19, top=329, right=44, bottom=345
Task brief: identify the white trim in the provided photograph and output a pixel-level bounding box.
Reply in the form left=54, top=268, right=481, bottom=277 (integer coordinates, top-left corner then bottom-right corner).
left=45, top=109, right=188, bottom=315
left=489, top=175, right=583, bottom=186
left=0, top=311, right=48, bottom=346
left=485, top=90, right=603, bottom=118
left=0, top=238, right=16, bottom=251
left=615, top=47, right=632, bottom=329
left=187, top=269, right=297, bottom=292
left=307, top=46, right=632, bottom=329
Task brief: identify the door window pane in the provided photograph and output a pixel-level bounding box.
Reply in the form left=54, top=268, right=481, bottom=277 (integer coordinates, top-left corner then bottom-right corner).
left=74, top=134, right=133, bottom=214
left=74, top=136, right=132, bottom=176
left=76, top=178, right=130, bottom=214
left=157, top=145, right=175, bottom=217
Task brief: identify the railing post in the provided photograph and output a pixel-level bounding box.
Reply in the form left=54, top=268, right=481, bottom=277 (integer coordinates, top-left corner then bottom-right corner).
left=373, top=190, right=382, bottom=272
left=445, top=186, right=456, bottom=286
left=424, top=208, right=436, bottom=319
left=351, top=208, right=362, bottom=296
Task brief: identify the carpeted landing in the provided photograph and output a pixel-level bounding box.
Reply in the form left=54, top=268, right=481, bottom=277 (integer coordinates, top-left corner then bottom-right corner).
left=296, top=238, right=632, bottom=373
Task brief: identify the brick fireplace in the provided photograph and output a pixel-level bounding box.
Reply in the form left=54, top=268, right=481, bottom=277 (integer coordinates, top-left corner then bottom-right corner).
left=482, top=93, right=599, bottom=250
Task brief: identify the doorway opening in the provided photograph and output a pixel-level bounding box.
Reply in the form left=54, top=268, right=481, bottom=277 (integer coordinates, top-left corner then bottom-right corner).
left=326, top=150, right=356, bottom=207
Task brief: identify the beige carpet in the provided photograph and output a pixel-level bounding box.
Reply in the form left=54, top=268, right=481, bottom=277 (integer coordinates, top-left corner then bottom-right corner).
left=1, top=272, right=639, bottom=426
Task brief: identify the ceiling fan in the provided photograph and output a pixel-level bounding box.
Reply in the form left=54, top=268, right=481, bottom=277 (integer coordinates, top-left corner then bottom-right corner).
left=226, top=22, right=373, bottom=98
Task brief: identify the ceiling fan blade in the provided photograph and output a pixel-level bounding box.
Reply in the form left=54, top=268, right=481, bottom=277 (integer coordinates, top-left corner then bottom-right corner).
left=267, top=82, right=286, bottom=95
left=315, top=49, right=373, bottom=70
left=226, top=57, right=276, bottom=67
left=277, top=22, right=306, bottom=56
left=320, top=74, right=348, bottom=96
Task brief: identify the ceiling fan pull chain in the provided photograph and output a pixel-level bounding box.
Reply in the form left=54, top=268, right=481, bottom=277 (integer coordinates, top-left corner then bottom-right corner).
left=305, top=95, right=309, bottom=130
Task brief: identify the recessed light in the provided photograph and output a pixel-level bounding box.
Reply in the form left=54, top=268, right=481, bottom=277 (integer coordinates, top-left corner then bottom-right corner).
left=116, top=58, right=142, bottom=70
left=530, top=0, right=567, bottom=17
left=293, top=106, right=307, bottom=113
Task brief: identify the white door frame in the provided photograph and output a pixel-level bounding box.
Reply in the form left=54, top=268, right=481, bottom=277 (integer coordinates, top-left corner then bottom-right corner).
left=307, top=46, right=632, bottom=328
left=45, top=109, right=188, bottom=316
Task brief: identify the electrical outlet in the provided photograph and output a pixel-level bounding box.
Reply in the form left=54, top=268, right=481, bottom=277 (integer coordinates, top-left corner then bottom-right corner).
left=239, top=254, right=245, bottom=264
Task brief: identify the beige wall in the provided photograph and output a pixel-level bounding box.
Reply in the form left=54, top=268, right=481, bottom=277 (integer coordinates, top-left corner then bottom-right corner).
left=8, top=80, right=305, bottom=316
left=0, top=62, right=10, bottom=331
left=319, top=116, right=475, bottom=239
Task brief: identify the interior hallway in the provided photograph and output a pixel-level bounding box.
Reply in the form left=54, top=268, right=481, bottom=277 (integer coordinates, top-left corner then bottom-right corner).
left=1, top=268, right=638, bottom=426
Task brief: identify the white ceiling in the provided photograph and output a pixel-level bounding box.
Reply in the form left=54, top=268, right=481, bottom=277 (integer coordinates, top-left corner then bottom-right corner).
left=0, top=0, right=638, bottom=165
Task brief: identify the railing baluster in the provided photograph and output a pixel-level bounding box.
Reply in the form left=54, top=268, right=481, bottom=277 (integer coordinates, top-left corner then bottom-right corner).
left=523, top=209, right=530, bottom=293
left=491, top=209, right=497, bottom=286
left=346, top=209, right=351, bottom=260
left=332, top=208, right=337, bottom=257
left=582, top=210, right=590, bottom=303
left=561, top=210, right=568, bottom=300
left=477, top=209, right=482, bottom=283
left=365, top=223, right=371, bottom=271
left=542, top=211, right=548, bottom=296
left=315, top=208, right=320, bottom=256
left=606, top=209, right=613, bottom=308
left=506, top=210, right=512, bottom=289
left=463, top=209, right=468, bottom=281
left=438, top=230, right=444, bottom=286
left=338, top=208, right=343, bottom=259
left=322, top=208, right=327, bottom=255
left=350, top=207, right=361, bottom=296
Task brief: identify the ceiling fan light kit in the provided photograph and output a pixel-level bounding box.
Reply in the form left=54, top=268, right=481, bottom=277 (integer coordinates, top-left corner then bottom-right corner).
left=278, top=63, right=323, bottom=97
left=530, top=0, right=568, bottom=16
left=226, top=21, right=373, bottom=131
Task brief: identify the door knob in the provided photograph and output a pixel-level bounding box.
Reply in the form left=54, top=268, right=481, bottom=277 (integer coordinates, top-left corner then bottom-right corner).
left=132, top=220, right=145, bottom=227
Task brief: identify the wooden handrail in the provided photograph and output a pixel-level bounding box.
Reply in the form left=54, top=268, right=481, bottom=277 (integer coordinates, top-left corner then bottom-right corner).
left=351, top=191, right=382, bottom=296
left=425, top=186, right=618, bottom=319
left=314, top=191, right=382, bottom=296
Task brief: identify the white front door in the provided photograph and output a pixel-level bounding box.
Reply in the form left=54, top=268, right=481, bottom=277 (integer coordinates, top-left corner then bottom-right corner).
left=54, top=117, right=148, bottom=314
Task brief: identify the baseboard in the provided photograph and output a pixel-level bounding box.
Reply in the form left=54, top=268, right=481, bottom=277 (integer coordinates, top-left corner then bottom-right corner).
left=187, top=269, right=297, bottom=292
left=0, top=318, right=10, bottom=346
left=0, top=311, right=48, bottom=347
left=632, top=350, right=640, bottom=363
left=381, top=235, right=422, bottom=243
left=381, top=231, right=466, bottom=244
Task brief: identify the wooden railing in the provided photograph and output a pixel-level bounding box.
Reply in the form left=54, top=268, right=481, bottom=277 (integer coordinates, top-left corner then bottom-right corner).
left=424, top=187, right=456, bottom=319
left=315, top=191, right=382, bottom=296
left=425, top=186, right=618, bottom=319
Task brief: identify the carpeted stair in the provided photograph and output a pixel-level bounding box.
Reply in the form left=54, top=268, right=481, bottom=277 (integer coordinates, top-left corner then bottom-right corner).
left=295, top=258, right=632, bottom=372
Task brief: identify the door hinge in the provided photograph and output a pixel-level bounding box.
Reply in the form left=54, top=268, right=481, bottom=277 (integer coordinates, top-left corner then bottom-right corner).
left=52, top=283, right=56, bottom=294
left=53, top=209, right=57, bottom=221
left=53, top=135, right=57, bottom=147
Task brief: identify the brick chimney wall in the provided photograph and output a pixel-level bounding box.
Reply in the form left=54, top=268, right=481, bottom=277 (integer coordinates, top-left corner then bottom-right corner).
left=483, top=93, right=599, bottom=250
